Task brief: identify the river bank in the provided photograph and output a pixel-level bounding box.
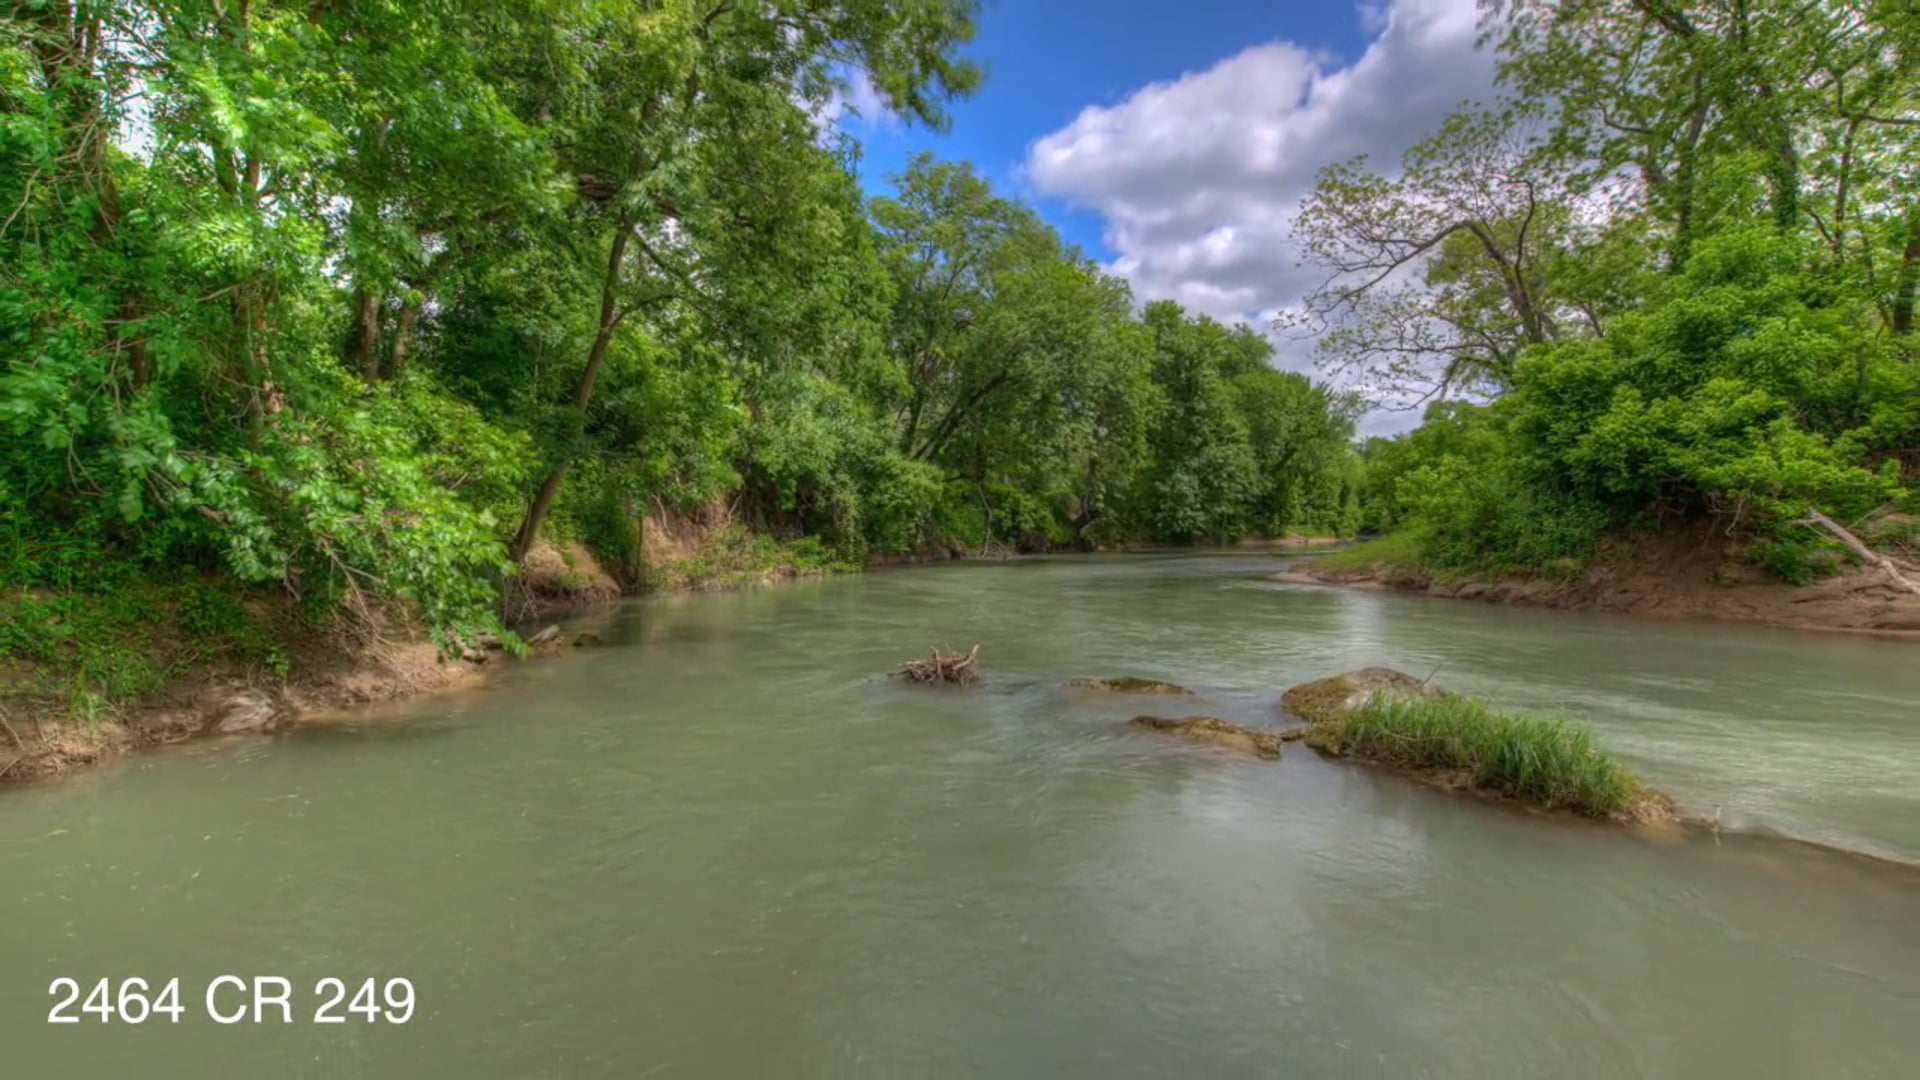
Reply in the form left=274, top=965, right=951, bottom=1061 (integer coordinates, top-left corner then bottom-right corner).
left=0, top=528, right=845, bottom=786
left=5, top=532, right=1353, bottom=785
left=1277, top=528, right=1920, bottom=638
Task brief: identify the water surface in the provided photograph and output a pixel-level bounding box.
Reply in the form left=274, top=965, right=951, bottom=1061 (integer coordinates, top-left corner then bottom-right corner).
left=4, top=553, right=1916, bottom=1076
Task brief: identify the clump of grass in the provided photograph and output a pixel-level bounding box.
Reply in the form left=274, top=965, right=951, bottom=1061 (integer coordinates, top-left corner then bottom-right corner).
left=1312, top=693, right=1650, bottom=819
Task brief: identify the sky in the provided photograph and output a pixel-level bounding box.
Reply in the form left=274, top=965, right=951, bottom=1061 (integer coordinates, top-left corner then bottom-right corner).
left=832, top=0, right=1500, bottom=436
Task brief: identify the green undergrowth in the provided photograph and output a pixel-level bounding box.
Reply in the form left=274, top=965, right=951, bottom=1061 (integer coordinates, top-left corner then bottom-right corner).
left=1, top=577, right=292, bottom=724
left=0, top=505, right=299, bottom=722
left=1308, top=533, right=1427, bottom=579
left=1311, top=693, right=1649, bottom=819
left=645, top=527, right=858, bottom=592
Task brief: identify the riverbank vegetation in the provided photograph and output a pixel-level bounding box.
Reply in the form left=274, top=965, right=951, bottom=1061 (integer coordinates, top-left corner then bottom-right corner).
left=2, top=1, right=1364, bottom=725
left=1307, top=0, right=1919, bottom=588
left=1283, top=669, right=1662, bottom=821
left=1305, top=694, right=1654, bottom=820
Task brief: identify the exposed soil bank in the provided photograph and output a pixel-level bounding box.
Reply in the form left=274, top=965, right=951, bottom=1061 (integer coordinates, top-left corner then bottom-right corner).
left=1, top=638, right=495, bottom=784
left=1278, top=529, right=1920, bottom=638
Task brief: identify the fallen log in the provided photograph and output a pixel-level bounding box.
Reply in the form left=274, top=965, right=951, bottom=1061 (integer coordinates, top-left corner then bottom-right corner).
left=894, top=644, right=981, bottom=686
left=1796, top=508, right=1920, bottom=597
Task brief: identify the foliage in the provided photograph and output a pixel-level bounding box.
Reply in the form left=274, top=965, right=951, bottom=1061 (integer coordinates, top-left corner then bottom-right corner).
left=647, top=526, right=855, bottom=592
left=1307, top=532, right=1429, bottom=584
left=0, top=0, right=1368, bottom=727
left=1315, top=2, right=1918, bottom=580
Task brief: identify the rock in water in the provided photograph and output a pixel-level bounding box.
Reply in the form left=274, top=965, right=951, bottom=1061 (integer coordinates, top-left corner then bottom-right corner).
left=1280, top=667, right=1442, bottom=724
left=1131, top=716, right=1283, bottom=760
left=1066, top=676, right=1193, bottom=695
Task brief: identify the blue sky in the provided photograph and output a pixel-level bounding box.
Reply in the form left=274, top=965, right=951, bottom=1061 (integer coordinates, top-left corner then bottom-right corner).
left=848, top=1, right=1378, bottom=261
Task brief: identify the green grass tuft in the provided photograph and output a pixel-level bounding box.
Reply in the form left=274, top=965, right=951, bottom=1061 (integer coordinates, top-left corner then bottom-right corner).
left=1319, top=693, right=1647, bottom=818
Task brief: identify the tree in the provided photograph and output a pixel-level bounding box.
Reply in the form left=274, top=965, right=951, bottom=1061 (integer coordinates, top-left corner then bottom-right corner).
left=1290, top=109, right=1576, bottom=405
left=503, top=0, right=984, bottom=563
left=1132, top=303, right=1262, bottom=543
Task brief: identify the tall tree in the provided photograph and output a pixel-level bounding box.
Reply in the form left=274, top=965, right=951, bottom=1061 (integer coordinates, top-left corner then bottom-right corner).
left=504, top=0, right=983, bottom=562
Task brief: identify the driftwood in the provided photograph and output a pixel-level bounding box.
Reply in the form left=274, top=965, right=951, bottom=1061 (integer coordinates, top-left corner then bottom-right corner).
left=894, top=645, right=981, bottom=686
left=1797, top=509, right=1920, bottom=597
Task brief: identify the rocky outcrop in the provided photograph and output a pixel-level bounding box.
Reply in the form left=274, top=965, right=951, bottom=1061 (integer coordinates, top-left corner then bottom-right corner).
left=1067, top=676, right=1193, bottom=695
left=1279, top=667, right=1442, bottom=724
left=1131, top=715, right=1283, bottom=760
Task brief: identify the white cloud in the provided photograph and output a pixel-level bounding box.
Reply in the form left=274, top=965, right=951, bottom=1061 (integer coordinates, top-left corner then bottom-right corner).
left=1025, top=0, right=1495, bottom=431
left=811, top=68, right=897, bottom=135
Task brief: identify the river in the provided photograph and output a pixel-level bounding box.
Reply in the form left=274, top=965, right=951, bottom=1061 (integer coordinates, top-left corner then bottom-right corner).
left=4, top=552, right=1917, bottom=1076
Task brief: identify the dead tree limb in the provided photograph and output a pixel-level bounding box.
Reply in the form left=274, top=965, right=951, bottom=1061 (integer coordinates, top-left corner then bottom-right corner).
left=1796, top=509, right=1920, bottom=596
left=894, top=644, right=981, bottom=686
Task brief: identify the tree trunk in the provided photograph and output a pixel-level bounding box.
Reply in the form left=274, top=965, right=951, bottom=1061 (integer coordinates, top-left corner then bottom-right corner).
left=390, top=300, right=421, bottom=379
left=1830, top=117, right=1861, bottom=259
left=1668, top=79, right=1710, bottom=273
left=1893, top=209, right=1920, bottom=337
left=354, top=288, right=383, bottom=380
left=511, top=461, right=573, bottom=564
left=509, top=218, right=633, bottom=563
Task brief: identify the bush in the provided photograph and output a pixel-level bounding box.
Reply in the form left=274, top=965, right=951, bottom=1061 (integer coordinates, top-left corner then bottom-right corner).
left=1355, top=231, right=1912, bottom=580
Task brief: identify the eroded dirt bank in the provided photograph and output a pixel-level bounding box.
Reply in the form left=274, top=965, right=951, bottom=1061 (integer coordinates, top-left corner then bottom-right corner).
left=1279, top=529, right=1920, bottom=638
left=1, top=639, right=491, bottom=783
left=2, top=514, right=844, bottom=786
left=0, top=536, right=633, bottom=786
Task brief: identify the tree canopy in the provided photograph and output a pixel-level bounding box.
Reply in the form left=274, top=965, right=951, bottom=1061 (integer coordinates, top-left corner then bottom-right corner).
left=2, top=1, right=1361, bottom=655
left=1307, top=0, right=1918, bottom=580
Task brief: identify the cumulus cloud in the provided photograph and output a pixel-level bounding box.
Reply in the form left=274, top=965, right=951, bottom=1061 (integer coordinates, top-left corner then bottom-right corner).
left=1025, top=0, right=1496, bottom=421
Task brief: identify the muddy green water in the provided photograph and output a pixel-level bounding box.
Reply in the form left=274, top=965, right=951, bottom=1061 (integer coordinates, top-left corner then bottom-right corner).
left=4, top=553, right=1918, bottom=1077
